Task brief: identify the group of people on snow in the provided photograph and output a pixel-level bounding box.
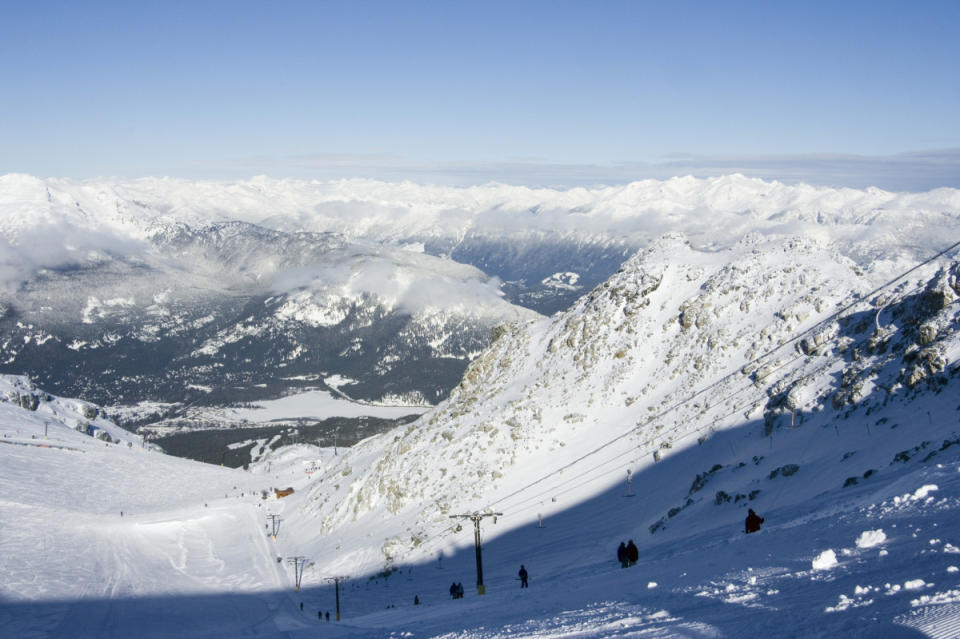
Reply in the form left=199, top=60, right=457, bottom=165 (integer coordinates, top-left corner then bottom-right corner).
left=613, top=510, right=764, bottom=569
left=616, top=540, right=639, bottom=568
left=449, top=581, right=465, bottom=598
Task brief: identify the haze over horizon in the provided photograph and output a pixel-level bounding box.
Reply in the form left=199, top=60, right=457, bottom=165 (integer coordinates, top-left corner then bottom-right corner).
left=2, top=0, right=959, bottom=191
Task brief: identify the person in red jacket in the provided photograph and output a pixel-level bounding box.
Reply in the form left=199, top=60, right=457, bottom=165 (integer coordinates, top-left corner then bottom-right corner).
left=745, top=509, right=764, bottom=533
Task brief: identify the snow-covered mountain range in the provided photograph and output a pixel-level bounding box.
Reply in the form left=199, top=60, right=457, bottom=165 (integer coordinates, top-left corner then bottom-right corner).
left=3, top=221, right=959, bottom=636
left=3, top=172, right=960, bottom=462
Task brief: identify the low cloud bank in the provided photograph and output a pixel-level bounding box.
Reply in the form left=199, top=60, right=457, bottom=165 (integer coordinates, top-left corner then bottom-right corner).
left=0, top=222, right=147, bottom=293
left=270, top=252, right=516, bottom=320
left=213, top=148, right=960, bottom=192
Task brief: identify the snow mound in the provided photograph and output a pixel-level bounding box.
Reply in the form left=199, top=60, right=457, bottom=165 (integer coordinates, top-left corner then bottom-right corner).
left=857, top=529, right=888, bottom=549
left=914, top=485, right=939, bottom=500
left=813, top=549, right=839, bottom=571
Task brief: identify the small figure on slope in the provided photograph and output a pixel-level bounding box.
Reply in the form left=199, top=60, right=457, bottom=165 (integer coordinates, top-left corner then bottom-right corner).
left=617, top=541, right=628, bottom=568
left=518, top=565, right=529, bottom=588
left=626, top=540, right=639, bottom=566
left=745, top=508, right=764, bottom=534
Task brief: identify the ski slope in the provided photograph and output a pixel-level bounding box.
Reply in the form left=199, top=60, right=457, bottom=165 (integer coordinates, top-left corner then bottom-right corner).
left=2, top=382, right=960, bottom=638
left=0, top=376, right=306, bottom=637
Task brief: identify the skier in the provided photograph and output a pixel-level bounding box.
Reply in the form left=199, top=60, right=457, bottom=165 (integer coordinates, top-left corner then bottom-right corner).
left=456, top=582, right=464, bottom=598
left=414, top=594, right=420, bottom=605
left=745, top=508, right=764, bottom=534
left=617, top=541, right=628, bottom=568
left=518, top=565, right=529, bottom=588
left=325, top=611, right=330, bottom=622
left=626, top=539, right=639, bottom=566
left=450, top=581, right=458, bottom=599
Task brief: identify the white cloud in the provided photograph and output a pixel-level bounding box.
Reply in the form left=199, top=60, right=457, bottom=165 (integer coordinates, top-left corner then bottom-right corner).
left=269, top=251, right=516, bottom=320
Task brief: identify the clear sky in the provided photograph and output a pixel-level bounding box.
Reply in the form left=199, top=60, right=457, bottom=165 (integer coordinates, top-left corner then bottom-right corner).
left=2, top=0, right=959, bottom=190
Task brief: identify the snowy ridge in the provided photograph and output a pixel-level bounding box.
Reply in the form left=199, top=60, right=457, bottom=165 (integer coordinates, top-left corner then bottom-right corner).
left=300, top=234, right=872, bottom=530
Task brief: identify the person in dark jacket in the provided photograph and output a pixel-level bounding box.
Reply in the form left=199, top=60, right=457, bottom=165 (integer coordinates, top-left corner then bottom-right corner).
left=450, top=582, right=458, bottom=599
left=626, top=540, right=639, bottom=566
left=617, top=541, right=628, bottom=568
left=518, top=565, right=529, bottom=587
left=456, top=582, right=464, bottom=598
left=745, top=509, right=764, bottom=533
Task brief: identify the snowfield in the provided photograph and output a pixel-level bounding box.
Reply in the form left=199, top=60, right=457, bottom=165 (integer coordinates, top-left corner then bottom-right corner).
left=2, top=185, right=960, bottom=637
left=3, top=399, right=960, bottom=638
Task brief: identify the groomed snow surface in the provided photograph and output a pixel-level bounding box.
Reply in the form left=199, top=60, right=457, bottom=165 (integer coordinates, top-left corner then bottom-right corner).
left=2, top=377, right=960, bottom=638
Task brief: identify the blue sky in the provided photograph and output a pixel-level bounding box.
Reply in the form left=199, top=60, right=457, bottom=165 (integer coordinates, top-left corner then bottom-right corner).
left=2, top=0, right=958, bottom=189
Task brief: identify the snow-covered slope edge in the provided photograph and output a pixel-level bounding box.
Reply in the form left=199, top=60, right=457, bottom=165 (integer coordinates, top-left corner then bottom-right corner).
left=0, top=374, right=139, bottom=447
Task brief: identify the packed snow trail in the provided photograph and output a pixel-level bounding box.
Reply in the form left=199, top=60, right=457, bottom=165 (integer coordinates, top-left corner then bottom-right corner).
left=0, top=394, right=314, bottom=639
